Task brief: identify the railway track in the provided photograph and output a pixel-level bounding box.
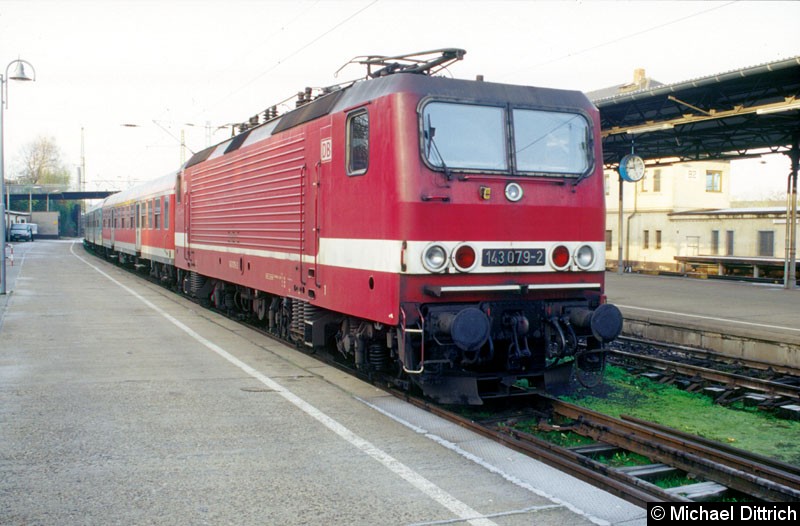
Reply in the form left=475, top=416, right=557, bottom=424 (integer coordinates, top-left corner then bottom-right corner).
left=543, top=398, right=800, bottom=502
left=395, top=393, right=800, bottom=507
left=609, top=336, right=800, bottom=417
left=615, top=335, right=800, bottom=378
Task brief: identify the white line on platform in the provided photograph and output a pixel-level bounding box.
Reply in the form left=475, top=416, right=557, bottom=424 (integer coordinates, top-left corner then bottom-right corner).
left=618, top=304, right=800, bottom=333
left=70, top=243, right=497, bottom=526
left=358, top=397, right=611, bottom=526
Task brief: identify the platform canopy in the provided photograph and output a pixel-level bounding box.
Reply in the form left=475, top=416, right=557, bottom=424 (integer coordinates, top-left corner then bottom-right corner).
left=592, top=56, right=800, bottom=289
left=593, top=56, right=800, bottom=165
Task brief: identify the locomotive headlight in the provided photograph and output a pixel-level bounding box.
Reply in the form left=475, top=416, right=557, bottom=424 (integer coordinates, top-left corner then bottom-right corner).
left=452, top=244, right=477, bottom=272
left=422, top=244, right=449, bottom=272
left=575, top=244, right=595, bottom=270
left=504, top=182, right=523, bottom=202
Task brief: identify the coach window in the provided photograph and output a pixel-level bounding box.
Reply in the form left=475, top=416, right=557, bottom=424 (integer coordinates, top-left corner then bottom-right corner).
left=346, top=109, right=369, bottom=176
left=148, top=199, right=154, bottom=229
left=164, top=198, right=170, bottom=230
left=154, top=197, right=161, bottom=230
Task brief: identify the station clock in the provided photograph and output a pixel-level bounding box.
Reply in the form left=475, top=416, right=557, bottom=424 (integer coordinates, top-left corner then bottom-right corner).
left=618, top=154, right=646, bottom=182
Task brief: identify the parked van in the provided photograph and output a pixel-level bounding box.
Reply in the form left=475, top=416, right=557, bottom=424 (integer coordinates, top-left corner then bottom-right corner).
left=9, top=223, right=33, bottom=242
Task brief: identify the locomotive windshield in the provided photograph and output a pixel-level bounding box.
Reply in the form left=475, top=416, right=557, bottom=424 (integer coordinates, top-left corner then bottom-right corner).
left=512, top=109, right=590, bottom=175
left=421, top=101, right=591, bottom=176
left=423, top=103, right=507, bottom=170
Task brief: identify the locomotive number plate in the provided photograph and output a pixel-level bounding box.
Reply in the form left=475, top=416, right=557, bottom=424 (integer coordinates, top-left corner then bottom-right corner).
left=482, top=248, right=545, bottom=266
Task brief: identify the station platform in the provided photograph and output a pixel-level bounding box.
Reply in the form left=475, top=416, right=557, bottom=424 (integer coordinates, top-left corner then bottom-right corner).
left=0, top=240, right=645, bottom=526
left=605, top=272, right=800, bottom=368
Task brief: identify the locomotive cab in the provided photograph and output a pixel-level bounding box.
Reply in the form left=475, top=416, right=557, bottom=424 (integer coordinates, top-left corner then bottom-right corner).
left=364, top=65, right=624, bottom=403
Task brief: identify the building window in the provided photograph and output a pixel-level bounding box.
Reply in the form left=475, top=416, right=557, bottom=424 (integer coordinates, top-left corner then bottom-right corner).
left=643, top=230, right=649, bottom=249
left=687, top=236, right=700, bottom=256
left=758, top=231, right=775, bottom=257
left=656, top=230, right=662, bottom=249
left=653, top=169, right=661, bottom=193
left=706, top=170, right=722, bottom=192
left=726, top=230, right=734, bottom=256
left=711, top=230, right=719, bottom=255
left=640, top=174, right=647, bottom=192
left=605, top=230, right=613, bottom=251
left=604, top=174, right=610, bottom=196
left=346, top=109, right=369, bottom=175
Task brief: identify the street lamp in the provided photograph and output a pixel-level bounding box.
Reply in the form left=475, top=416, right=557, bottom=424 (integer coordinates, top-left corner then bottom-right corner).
left=0, top=58, right=36, bottom=295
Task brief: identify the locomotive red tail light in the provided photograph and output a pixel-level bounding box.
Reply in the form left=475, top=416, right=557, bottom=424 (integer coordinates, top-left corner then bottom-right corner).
left=453, top=244, right=477, bottom=271
left=551, top=245, right=570, bottom=270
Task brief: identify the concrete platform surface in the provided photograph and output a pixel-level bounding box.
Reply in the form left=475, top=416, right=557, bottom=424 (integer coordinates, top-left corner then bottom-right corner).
left=0, top=240, right=645, bottom=526
left=605, top=272, right=800, bottom=367
left=605, top=272, right=800, bottom=342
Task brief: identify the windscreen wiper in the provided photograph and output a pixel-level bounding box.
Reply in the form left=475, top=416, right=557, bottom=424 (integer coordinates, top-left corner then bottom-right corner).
left=425, top=115, right=452, bottom=181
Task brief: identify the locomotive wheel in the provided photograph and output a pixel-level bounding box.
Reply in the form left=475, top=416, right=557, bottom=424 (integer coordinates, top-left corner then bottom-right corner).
left=574, top=351, right=605, bottom=388
left=254, top=297, right=267, bottom=321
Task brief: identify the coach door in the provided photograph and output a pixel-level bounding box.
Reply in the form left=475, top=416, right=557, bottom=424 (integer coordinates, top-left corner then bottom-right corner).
left=110, top=208, right=115, bottom=245
left=135, top=203, right=142, bottom=252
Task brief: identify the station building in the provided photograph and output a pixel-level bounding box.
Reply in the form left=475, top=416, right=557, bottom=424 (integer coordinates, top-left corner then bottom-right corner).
left=591, top=70, right=793, bottom=279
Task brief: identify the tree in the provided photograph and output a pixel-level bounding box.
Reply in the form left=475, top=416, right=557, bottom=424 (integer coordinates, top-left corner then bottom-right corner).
left=13, top=135, right=71, bottom=186
left=11, top=136, right=77, bottom=236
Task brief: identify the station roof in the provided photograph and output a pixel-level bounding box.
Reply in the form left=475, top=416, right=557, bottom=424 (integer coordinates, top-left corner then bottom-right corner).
left=590, top=56, right=800, bottom=166
left=6, top=190, right=117, bottom=206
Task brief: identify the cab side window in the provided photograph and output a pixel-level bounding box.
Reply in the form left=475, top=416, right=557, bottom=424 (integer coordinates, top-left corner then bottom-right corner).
left=346, top=109, right=369, bottom=176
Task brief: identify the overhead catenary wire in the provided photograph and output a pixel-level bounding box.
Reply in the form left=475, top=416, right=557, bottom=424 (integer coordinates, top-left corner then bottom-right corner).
left=188, top=0, right=380, bottom=124
left=496, top=1, right=737, bottom=81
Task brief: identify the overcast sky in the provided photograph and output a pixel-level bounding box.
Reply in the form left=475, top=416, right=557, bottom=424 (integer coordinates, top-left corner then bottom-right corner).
left=1, top=0, right=798, bottom=198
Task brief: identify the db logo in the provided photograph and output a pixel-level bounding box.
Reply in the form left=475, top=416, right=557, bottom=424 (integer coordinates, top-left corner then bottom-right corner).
left=320, top=138, right=332, bottom=163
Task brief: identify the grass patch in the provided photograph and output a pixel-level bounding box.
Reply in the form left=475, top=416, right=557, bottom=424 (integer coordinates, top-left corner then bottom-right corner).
left=652, top=474, right=696, bottom=490
left=520, top=428, right=595, bottom=448
left=597, top=451, right=652, bottom=468
left=564, top=365, right=800, bottom=466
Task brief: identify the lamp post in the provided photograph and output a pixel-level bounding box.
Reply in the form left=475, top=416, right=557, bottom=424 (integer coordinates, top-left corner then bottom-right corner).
left=0, top=58, right=36, bottom=295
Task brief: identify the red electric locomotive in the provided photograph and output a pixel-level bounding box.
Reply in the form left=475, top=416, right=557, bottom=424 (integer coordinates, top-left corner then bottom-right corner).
left=88, top=49, right=622, bottom=404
